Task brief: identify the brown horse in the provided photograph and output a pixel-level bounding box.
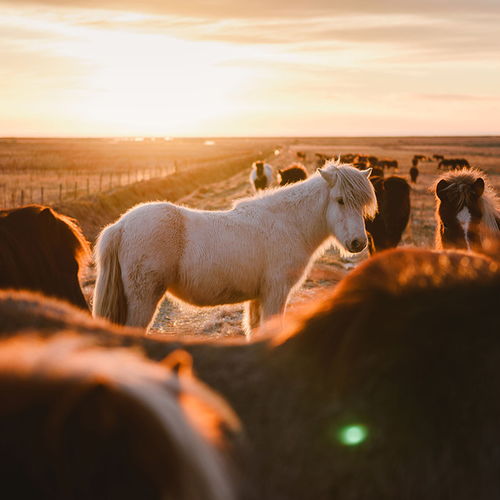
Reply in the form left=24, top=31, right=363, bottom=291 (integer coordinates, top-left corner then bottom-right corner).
left=438, top=158, right=470, bottom=170
left=435, top=168, right=499, bottom=252
left=0, top=205, right=89, bottom=309
left=365, top=175, right=411, bottom=253
left=278, top=164, right=308, bottom=185
left=409, top=165, right=419, bottom=183
left=4, top=248, right=499, bottom=499
left=0, top=295, right=236, bottom=500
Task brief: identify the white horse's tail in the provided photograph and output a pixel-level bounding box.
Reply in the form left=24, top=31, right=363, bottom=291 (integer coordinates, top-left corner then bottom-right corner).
left=93, top=223, right=127, bottom=324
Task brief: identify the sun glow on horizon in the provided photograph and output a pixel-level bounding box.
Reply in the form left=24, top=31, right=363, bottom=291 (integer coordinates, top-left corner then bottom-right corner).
left=1, top=3, right=499, bottom=136
left=1, top=6, right=264, bottom=135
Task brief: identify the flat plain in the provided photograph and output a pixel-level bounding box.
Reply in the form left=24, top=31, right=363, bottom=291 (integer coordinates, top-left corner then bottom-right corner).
left=2, top=136, right=498, bottom=337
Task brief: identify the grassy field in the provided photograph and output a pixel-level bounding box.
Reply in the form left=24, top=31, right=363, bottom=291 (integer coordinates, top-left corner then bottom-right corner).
left=2, top=136, right=499, bottom=337
left=0, top=137, right=278, bottom=207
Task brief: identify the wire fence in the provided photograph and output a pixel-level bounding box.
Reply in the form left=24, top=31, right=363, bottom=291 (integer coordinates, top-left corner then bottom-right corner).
left=0, top=162, right=182, bottom=209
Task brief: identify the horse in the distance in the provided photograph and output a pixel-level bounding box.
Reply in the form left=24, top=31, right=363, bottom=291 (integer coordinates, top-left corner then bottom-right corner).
left=93, top=161, right=377, bottom=334
left=0, top=205, right=89, bottom=309
left=10, top=248, right=500, bottom=500
left=278, top=164, right=308, bottom=186
left=438, top=158, right=470, bottom=170
left=365, top=175, right=411, bottom=253
left=249, top=161, right=273, bottom=192
left=409, top=165, right=419, bottom=183
left=0, top=311, right=236, bottom=500
left=435, top=168, right=499, bottom=252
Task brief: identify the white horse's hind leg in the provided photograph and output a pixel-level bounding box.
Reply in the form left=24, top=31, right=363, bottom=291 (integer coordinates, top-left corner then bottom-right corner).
left=122, top=270, right=167, bottom=329
left=244, top=299, right=261, bottom=336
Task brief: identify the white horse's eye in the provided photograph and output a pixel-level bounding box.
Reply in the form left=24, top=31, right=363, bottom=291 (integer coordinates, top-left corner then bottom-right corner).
left=337, top=198, right=345, bottom=205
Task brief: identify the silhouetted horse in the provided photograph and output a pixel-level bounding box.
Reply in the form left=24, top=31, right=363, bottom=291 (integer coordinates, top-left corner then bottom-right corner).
left=438, top=158, right=470, bottom=170
left=0, top=205, right=89, bottom=309
left=412, top=154, right=426, bottom=166
left=6, top=249, right=499, bottom=500
left=378, top=159, right=399, bottom=170
left=369, top=166, right=384, bottom=178
left=433, top=154, right=444, bottom=161
left=0, top=293, right=236, bottom=500
left=278, top=164, right=308, bottom=185
left=365, top=175, right=411, bottom=253
left=409, top=165, right=419, bottom=183
left=435, top=168, right=499, bottom=252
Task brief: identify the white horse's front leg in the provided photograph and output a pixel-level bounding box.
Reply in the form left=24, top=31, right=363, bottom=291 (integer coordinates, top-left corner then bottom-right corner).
left=260, top=286, right=290, bottom=325
left=244, top=299, right=261, bottom=336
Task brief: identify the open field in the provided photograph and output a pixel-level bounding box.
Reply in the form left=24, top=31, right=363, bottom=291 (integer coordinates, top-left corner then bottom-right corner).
left=2, top=136, right=499, bottom=338
left=0, top=137, right=278, bottom=207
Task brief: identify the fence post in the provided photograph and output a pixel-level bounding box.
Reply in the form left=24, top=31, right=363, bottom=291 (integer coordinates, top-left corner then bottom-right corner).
left=59, top=184, right=63, bottom=203
left=41, top=187, right=44, bottom=205
left=87, top=177, right=90, bottom=195
left=74, top=182, right=77, bottom=199
left=99, top=174, right=103, bottom=192
left=109, top=173, right=113, bottom=189
left=20, top=189, right=24, bottom=206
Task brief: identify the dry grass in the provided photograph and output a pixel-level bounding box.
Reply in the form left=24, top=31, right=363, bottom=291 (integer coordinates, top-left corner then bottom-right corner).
left=3, top=136, right=499, bottom=339
left=0, top=137, right=277, bottom=207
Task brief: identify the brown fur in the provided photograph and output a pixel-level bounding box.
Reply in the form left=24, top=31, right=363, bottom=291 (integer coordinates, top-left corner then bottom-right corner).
left=365, top=176, right=411, bottom=253
left=409, top=165, right=419, bottom=183
left=434, top=168, right=499, bottom=251
left=0, top=205, right=89, bottom=309
left=0, top=297, right=237, bottom=500
left=4, top=249, right=499, bottom=499
left=278, top=164, right=308, bottom=186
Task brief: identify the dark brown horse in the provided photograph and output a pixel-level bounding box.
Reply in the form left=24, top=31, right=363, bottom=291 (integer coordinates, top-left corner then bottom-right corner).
left=378, top=158, right=399, bottom=170
left=365, top=175, right=411, bottom=253
left=409, top=165, right=419, bottom=183
left=4, top=248, right=499, bottom=499
left=435, top=168, right=499, bottom=252
left=438, top=158, right=470, bottom=170
left=278, top=164, right=308, bottom=186
left=0, top=298, right=236, bottom=500
left=0, top=205, right=89, bottom=309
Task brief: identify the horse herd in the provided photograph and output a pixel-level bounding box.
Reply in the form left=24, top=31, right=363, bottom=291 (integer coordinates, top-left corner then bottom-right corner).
left=0, top=156, right=499, bottom=499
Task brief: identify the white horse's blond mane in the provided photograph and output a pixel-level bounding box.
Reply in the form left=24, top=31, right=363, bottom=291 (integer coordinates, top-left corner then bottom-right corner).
left=324, top=159, right=378, bottom=219
left=237, top=160, right=377, bottom=218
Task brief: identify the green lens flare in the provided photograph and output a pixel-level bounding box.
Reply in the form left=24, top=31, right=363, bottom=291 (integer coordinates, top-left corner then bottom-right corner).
left=338, top=424, right=368, bottom=446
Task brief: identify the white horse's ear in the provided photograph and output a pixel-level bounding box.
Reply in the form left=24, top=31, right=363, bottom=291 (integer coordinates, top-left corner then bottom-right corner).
left=319, top=168, right=337, bottom=187
left=360, top=168, right=372, bottom=178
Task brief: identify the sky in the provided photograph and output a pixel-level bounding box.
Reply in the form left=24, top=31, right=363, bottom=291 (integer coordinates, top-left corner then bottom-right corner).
left=1, top=0, right=499, bottom=137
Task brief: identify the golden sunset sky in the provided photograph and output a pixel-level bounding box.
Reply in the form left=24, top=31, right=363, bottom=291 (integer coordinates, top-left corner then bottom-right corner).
left=1, top=0, right=499, bottom=137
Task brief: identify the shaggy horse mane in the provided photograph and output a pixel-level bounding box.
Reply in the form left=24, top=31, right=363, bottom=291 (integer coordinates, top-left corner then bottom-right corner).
left=433, top=168, right=499, bottom=233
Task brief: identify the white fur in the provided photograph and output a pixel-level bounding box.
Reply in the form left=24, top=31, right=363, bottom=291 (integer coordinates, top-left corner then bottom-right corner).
left=94, top=161, right=377, bottom=335
left=249, top=162, right=274, bottom=192
left=457, top=207, right=472, bottom=251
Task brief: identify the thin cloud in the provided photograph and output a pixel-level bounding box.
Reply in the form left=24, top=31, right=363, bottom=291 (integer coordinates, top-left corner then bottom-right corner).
left=3, top=0, right=500, bottom=19
left=417, top=93, right=500, bottom=102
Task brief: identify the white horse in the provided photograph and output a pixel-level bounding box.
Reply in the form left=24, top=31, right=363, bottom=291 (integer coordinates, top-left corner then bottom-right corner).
left=249, top=161, right=274, bottom=192
left=93, top=161, right=377, bottom=335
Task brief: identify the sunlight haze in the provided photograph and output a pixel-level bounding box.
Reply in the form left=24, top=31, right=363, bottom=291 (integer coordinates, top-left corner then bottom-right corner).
left=1, top=0, right=499, bottom=136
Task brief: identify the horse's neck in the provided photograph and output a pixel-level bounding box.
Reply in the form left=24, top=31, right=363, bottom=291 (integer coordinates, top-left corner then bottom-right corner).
left=264, top=177, right=330, bottom=249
